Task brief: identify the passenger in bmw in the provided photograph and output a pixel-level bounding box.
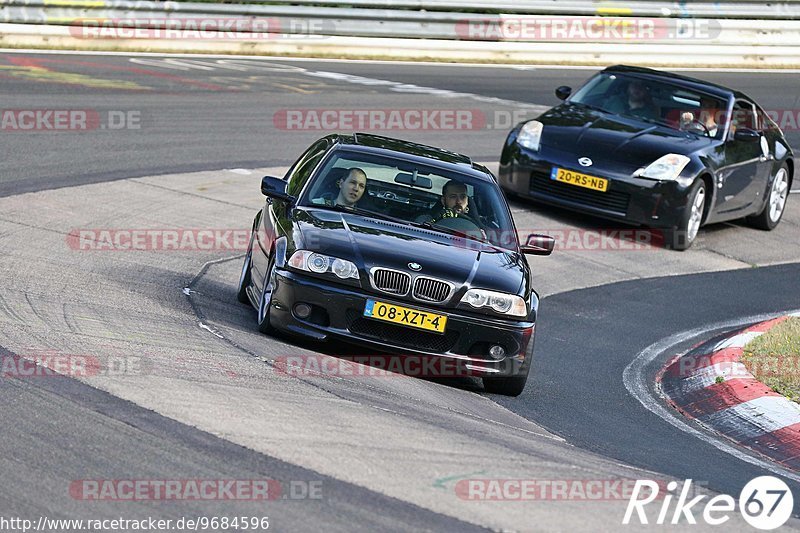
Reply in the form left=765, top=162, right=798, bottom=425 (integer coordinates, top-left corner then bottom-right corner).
left=317, top=167, right=368, bottom=208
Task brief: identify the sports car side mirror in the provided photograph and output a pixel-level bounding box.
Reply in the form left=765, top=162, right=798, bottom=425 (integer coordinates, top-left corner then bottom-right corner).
left=521, top=234, right=555, bottom=255
left=261, top=175, right=295, bottom=202
left=733, top=128, right=760, bottom=143
left=555, top=86, right=572, bottom=101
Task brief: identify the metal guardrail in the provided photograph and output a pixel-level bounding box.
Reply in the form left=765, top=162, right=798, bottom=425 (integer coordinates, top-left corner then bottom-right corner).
left=1, top=21, right=799, bottom=67
left=128, top=0, right=800, bottom=20
left=3, top=0, right=800, bottom=20
left=2, top=0, right=800, bottom=43
left=0, top=0, right=798, bottom=67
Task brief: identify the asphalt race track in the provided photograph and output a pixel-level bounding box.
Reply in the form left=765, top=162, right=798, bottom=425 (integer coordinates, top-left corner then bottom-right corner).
left=3, top=51, right=800, bottom=531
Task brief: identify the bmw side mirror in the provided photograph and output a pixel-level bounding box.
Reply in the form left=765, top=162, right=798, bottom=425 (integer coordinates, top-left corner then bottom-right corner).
left=555, top=86, right=572, bottom=101
left=733, top=128, right=760, bottom=143
left=261, top=175, right=295, bottom=202
left=521, top=234, right=555, bottom=256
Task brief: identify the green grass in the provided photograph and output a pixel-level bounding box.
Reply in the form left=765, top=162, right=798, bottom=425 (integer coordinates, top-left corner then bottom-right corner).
left=742, top=318, right=800, bottom=402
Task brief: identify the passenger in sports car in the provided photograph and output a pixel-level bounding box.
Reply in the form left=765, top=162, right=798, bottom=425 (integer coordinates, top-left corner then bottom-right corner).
left=318, top=167, right=367, bottom=207
left=680, top=97, right=721, bottom=137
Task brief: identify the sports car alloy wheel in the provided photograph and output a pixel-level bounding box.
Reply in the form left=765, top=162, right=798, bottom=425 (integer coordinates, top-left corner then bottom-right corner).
left=749, top=163, right=791, bottom=230
left=769, top=168, right=789, bottom=223
left=664, top=180, right=705, bottom=251
left=687, top=186, right=705, bottom=243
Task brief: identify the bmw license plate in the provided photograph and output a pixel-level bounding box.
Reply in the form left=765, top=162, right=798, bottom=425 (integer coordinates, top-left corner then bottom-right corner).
left=551, top=167, right=609, bottom=192
left=363, top=299, right=447, bottom=334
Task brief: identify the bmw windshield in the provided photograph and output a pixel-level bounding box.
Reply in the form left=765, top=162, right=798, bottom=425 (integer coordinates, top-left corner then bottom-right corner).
left=300, top=150, right=519, bottom=250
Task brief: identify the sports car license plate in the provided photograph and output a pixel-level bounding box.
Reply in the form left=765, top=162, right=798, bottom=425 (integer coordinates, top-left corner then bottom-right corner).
left=363, top=300, right=447, bottom=334
left=551, top=167, right=609, bottom=192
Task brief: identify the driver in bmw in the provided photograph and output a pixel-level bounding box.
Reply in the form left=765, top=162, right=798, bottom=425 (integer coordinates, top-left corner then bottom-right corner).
left=430, top=180, right=473, bottom=223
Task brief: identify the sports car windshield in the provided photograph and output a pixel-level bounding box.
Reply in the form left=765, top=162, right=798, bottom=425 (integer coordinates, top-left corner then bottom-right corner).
left=569, top=72, right=729, bottom=139
left=300, top=151, right=518, bottom=249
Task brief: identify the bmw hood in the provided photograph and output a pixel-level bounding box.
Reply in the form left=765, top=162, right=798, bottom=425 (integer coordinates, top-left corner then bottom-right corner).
left=535, top=103, right=712, bottom=167
left=292, top=208, right=526, bottom=296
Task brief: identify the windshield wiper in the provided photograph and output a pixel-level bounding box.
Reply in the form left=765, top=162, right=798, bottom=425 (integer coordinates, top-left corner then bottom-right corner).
left=320, top=203, right=410, bottom=226
left=420, top=220, right=491, bottom=245
left=636, top=115, right=672, bottom=128
left=573, top=101, right=607, bottom=113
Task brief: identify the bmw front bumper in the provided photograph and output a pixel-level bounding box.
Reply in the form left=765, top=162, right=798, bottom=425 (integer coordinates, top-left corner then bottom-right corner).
left=267, top=268, right=535, bottom=378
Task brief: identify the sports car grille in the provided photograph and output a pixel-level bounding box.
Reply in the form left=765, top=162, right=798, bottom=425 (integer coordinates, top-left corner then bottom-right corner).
left=371, top=268, right=411, bottom=296
left=530, top=170, right=630, bottom=216
left=347, top=310, right=459, bottom=353
left=412, top=276, right=452, bottom=303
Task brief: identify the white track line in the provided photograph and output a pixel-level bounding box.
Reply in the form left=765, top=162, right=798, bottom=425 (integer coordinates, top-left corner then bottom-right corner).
left=622, top=309, right=800, bottom=483
left=5, top=48, right=800, bottom=73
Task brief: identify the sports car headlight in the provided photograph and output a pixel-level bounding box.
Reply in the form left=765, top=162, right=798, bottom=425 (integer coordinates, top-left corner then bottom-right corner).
left=517, top=120, right=544, bottom=152
left=288, top=251, right=359, bottom=280
left=637, top=154, right=691, bottom=182
left=460, top=289, right=527, bottom=318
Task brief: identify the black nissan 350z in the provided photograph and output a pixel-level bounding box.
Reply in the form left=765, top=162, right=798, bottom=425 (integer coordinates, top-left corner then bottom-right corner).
left=500, top=65, right=793, bottom=250
left=237, top=133, right=554, bottom=396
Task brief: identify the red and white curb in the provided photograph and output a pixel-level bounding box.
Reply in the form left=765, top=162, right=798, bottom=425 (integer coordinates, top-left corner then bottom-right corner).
left=659, top=312, right=800, bottom=470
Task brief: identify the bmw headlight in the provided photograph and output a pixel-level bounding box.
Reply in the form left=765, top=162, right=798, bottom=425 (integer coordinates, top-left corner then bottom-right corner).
left=288, top=250, right=359, bottom=280
left=517, top=120, right=544, bottom=152
left=637, top=154, right=691, bottom=183
left=460, top=288, right=527, bottom=318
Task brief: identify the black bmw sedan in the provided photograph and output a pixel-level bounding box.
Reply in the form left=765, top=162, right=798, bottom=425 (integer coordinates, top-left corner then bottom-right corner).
left=500, top=65, right=793, bottom=250
left=237, top=133, right=553, bottom=396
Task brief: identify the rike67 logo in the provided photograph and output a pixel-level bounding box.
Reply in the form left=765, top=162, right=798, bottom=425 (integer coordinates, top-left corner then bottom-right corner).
left=623, top=477, right=793, bottom=530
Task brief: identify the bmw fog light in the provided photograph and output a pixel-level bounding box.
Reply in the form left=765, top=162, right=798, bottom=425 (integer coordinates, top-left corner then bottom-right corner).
left=489, top=345, right=506, bottom=359
left=294, top=303, right=312, bottom=318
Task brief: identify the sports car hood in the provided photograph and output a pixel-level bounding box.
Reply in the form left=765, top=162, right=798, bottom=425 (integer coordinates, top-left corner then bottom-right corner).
left=537, top=103, right=712, bottom=166
left=292, top=208, right=526, bottom=296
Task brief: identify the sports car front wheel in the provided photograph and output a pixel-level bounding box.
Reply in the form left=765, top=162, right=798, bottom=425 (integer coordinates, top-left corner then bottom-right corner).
left=664, top=180, right=706, bottom=251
